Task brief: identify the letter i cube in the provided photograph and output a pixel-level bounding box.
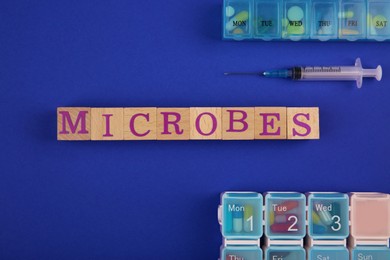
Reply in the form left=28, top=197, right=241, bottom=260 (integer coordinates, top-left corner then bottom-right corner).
left=91, top=108, right=124, bottom=140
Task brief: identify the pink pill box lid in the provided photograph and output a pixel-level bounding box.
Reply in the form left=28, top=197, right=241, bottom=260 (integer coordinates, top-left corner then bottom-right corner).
left=350, top=193, right=390, bottom=239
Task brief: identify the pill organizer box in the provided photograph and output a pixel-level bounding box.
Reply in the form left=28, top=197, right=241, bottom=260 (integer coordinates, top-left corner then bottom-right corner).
left=218, top=192, right=390, bottom=260
left=222, top=0, right=390, bottom=41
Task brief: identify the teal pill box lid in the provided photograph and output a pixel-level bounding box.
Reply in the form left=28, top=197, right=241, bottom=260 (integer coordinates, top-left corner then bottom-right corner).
left=222, top=246, right=263, bottom=260
left=351, top=246, right=390, bottom=259
left=265, top=192, right=306, bottom=239
left=307, top=192, right=349, bottom=239
left=220, top=192, right=263, bottom=239
left=338, top=0, right=367, bottom=40
left=310, top=0, right=339, bottom=41
left=253, top=0, right=283, bottom=40
left=309, top=246, right=349, bottom=260
left=223, top=0, right=253, bottom=40
left=368, top=0, right=390, bottom=41
left=265, top=245, right=306, bottom=260
left=282, top=0, right=310, bottom=40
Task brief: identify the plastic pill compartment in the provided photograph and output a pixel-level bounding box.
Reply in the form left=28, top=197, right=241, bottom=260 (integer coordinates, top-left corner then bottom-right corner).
left=219, top=192, right=264, bottom=260
left=223, top=0, right=390, bottom=41
left=219, top=192, right=263, bottom=239
left=265, top=192, right=306, bottom=239
left=307, top=192, right=349, bottom=239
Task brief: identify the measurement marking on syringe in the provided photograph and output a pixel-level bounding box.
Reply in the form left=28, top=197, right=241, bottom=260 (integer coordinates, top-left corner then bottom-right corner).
left=304, top=67, right=342, bottom=73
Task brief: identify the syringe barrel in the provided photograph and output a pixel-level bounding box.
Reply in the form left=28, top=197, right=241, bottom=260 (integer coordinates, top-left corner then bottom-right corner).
left=299, top=66, right=363, bottom=81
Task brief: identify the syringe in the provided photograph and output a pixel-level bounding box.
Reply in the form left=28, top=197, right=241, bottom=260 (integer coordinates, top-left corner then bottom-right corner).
left=224, top=58, right=382, bottom=88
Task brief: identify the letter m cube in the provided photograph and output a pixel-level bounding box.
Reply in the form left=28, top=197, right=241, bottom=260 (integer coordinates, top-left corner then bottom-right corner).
left=57, top=107, right=91, bottom=140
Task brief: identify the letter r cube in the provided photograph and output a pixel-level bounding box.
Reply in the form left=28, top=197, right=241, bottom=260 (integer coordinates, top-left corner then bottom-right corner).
left=157, top=108, right=190, bottom=140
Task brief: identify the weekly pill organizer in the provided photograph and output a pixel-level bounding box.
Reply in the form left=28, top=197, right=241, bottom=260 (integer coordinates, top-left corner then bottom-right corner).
left=223, top=0, right=390, bottom=41
left=218, top=192, right=390, bottom=259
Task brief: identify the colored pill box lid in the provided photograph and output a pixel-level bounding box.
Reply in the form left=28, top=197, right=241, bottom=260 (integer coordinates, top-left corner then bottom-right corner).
left=309, top=246, right=349, bottom=260
left=265, top=245, right=306, bottom=260
left=222, top=246, right=263, bottom=260
left=307, top=192, right=349, bottom=239
left=282, top=0, right=310, bottom=40
left=351, top=246, right=390, bottom=259
left=310, top=0, right=339, bottom=40
left=338, top=0, right=367, bottom=40
left=221, top=192, right=263, bottom=239
left=223, top=0, right=253, bottom=40
left=265, top=192, right=306, bottom=239
left=367, top=0, right=390, bottom=40
left=350, top=193, right=390, bottom=239
left=253, top=0, right=282, bottom=39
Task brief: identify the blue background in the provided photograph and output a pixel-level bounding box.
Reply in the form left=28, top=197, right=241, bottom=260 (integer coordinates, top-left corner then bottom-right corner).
left=1, top=0, right=389, bottom=259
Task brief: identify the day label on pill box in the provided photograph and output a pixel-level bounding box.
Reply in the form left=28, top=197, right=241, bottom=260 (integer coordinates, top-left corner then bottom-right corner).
left=265, top=192, right=306, bottom=239
left=309, top=246, right=349, bottom=260
left=351, top=247, right=390, bottom=260
left=266, top=246, right=306, bottom=260
left=222, top=246, right=263, bottom=260
left=308, top=193, right=349, bottom=239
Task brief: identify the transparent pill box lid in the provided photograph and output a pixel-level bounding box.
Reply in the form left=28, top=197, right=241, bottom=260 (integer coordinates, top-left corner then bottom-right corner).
left=307, top=192, right=350, bottom=239
left=220, top=192, right=263, bottom=239
left=265, top=192, right=306, bottom=239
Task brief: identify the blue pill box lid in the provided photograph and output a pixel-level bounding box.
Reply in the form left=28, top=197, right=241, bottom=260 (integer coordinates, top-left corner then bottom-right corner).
left=223, top=0, right=253, bottom=40
left=307, top=192, right=349, bottom=239
left=310, top=0, right=339, bottom=41
left=220, top=192, right=263, bottom=239
left=253, top=0, right=283, bottom=40
left=367, top=0, right=390, bottom=41
left=264, top=192, right=306, bottom=239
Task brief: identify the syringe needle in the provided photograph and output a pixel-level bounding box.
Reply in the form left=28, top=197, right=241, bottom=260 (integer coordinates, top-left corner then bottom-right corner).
left=224, top=72, right=262, bottom=76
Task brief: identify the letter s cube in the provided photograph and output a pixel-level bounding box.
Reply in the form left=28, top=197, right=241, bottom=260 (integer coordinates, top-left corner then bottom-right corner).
left=287, top=107, right=320, bottom=139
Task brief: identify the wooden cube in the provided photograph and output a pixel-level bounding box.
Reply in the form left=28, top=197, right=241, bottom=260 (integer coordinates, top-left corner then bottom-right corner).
left=255, top=107, right=287, bottom=139
left=57, top=107, right=91, bottom=141
left=91, top=108, right=124, bottom=140
left=190, top=107, right=222, bottom=140
left=123, top=108, right=157, bottom=140
left=222, top=107, right=254, bottom=140
left=287, top=107, right=320, bottom=139
left=156, top=108, right=190, bottom=140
